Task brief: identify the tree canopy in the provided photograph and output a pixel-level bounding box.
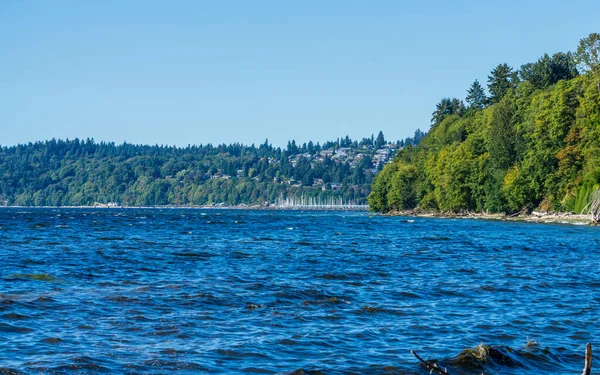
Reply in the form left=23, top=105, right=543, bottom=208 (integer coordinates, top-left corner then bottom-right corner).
left=466, top=80, right=487, bottom=110
left=575, top=33, right=600, bottom=78
left=0, top=132, right=424, bottom=207
left=369, top=33, right=600, bottom=215
left=487, top=63, right=517, bottom=104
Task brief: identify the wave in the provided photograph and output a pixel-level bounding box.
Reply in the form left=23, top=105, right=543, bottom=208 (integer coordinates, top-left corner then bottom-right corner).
left=280, top=342, right=587, bottom=375
left=414, top=342, right=585, bottom=375
left=0, top=368, right=24, bottom=375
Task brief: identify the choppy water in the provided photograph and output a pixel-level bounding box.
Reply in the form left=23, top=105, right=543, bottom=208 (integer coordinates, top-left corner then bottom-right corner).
left=0, top=208, right=599, bottom=374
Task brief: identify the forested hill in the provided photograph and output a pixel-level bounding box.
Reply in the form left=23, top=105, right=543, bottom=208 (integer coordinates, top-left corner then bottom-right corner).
left=0, top=131, right=426, bottom=207
left=369, top=33, right=600, bottom=215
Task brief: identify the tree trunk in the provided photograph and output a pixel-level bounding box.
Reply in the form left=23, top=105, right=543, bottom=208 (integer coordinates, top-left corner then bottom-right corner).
left=588, top=189, right=600, bottom=224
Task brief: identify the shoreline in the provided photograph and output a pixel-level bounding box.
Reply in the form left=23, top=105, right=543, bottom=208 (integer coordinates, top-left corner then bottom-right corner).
left=0, top=205, right=596, bottom=225
left=0, top=204, right=369, bottom=211
left=386, top=209, right=597, bottom=226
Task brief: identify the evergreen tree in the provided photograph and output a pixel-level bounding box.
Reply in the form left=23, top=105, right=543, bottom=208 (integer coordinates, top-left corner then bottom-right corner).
left=550, top=52, right=579, bottom=83
left=371, top=33, right=600, bottom=214
left=375, top=131, right=386, bottom=149
left=520, top=53, right=578, bottom=89
left=520, top=55, right=553, bottom=89
left=412, top=129, right=426, bottom=144
left=465, top=80, right=487, bottom=110
left=487, top=63, right=515, bottom=104
left=431, top=98, right=465, bottom=127
left=0, top=133, right=396, bottom=207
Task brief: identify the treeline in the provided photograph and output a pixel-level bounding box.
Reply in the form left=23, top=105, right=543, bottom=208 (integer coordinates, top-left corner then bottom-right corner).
left=369, top=33, right=600, bottom=214
left=0, top=130, right=424, bottom=207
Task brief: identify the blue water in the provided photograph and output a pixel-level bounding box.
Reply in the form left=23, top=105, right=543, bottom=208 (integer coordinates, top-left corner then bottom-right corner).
left=0, top=208, right=599, bottom=374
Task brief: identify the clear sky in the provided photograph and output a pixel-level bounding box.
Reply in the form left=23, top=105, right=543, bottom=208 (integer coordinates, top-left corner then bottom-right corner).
left=1, top=1, right=598, bottom=148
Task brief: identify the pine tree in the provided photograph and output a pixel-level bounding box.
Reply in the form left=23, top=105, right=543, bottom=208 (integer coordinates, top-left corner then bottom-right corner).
left=431, top=98, right=465, bottom=127
left=375, top=131, right=386, bottom=149
left=487, top=63, right=515, bottom=104
left=465, top=80, right=487, bottom=110
left=550, top=52, right=578, bottom=83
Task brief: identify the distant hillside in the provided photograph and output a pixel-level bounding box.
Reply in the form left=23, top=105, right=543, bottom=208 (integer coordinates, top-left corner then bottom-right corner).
left=369, top=33, right=600, bottom=215
left=0, top=131, right=425, bottom=207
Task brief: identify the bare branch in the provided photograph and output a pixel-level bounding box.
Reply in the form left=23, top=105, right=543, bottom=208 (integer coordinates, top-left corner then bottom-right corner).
left=411, top=350, right=451, bottom=375
left=584, top=188, right=600, bottom=224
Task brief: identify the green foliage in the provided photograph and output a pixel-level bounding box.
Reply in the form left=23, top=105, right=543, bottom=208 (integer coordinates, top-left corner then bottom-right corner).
left=375, top=131, right=386, bottom=149
left=487, top=63, right=517, bottom=104
left=503, top=165, right=530, bottom=212
left=466, top=80, right=487, bottom=110
left=387, top=163, right=418, bottom=210
left=550, top=52, right=579, bottom=83
left=425, top=115, right=467, bottom=150
left=0, top=133, right=423, bottom=207
left=431, top=98, right=465, bottom=127
left=368, top=162, right=418, bottom=212
left=520, top=53, right=578, bottom=90
left=575, top=33, right=600, bottom=79
left=371, top=34, right=600, bottom=215
left=368, top=163, right=395, bottom=212
left=487, top=99, right=517, bottom=170
left=431, top=145, right=476, bottom=211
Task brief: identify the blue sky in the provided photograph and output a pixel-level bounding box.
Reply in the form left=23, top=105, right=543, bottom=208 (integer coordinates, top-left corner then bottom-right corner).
left=1, top=1, right=598, bottom=147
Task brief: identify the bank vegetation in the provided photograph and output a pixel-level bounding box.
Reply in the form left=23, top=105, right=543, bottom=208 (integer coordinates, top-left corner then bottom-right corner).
left=369, top=33, right=600, bottom=224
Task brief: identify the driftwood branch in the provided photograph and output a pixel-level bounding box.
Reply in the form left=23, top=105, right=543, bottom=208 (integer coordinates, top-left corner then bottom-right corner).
left=411, top=350, right=451, bottom=375
left=582, top=343, right=592, bottom=375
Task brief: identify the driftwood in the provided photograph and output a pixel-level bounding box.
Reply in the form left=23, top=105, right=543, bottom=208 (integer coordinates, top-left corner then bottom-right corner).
left=583, top=343, right=592, bottom=375
left=411, top=350, right=451, bottom=375
left=582, top=188, right=600, bottom=224
left=509, top=206, right=531, bottom=218
left=412, top=343, right=592, bottom=375
left=591, top=190, right=600, bottom=224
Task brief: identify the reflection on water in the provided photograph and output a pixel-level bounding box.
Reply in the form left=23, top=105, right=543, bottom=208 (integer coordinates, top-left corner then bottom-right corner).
left=0, top=208, right=599, bottom=374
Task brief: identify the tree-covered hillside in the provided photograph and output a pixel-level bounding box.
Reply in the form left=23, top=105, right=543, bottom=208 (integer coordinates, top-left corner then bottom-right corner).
left=369, top=33, right=600, bottom=215
left=0, top=131, right=425, bottom=207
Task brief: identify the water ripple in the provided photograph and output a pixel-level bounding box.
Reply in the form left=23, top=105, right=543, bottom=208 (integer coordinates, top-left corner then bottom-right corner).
left=0, top=208, right=598, bottom=374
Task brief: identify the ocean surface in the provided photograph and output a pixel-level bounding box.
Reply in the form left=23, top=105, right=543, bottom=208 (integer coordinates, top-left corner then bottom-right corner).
left=0, top=208, right=599, bottom=375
